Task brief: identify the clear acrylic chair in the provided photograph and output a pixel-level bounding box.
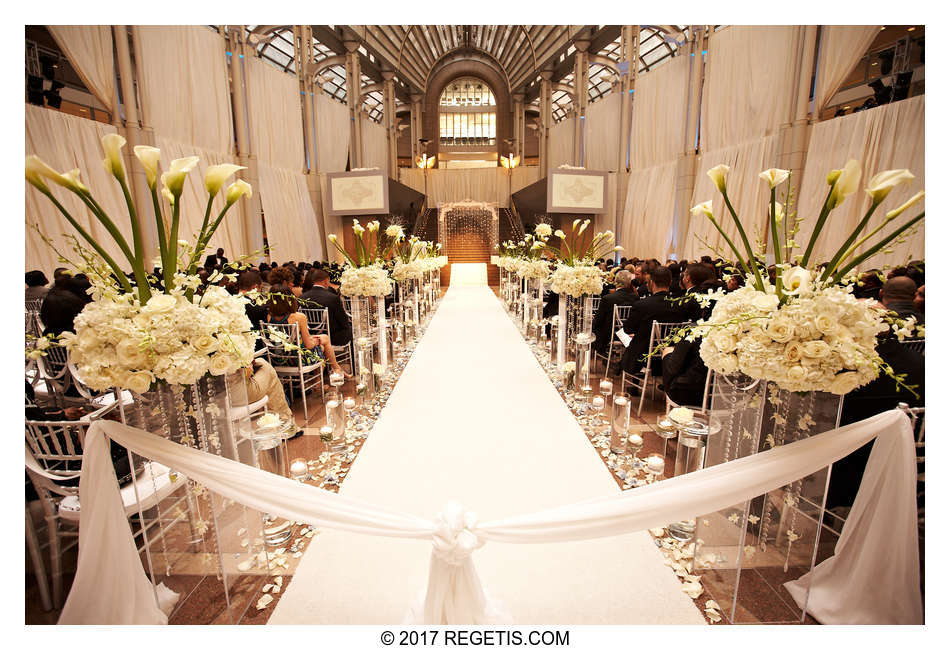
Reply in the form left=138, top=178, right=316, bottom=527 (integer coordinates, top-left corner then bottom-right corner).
left=263, top=321, right=325, bottom=424
left=300, top=306, right=354, bottom=374
left=594, top=304, right=634, bottom=378
left=35, top=344, right=73, bottom=408
left=664, top=366, right=714, bottom=414
left=620, top=320, right=692, bottom=417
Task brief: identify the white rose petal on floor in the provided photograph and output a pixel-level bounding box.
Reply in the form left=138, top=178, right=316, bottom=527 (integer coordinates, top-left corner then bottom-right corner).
left=269, top=286, right=705, bottom=624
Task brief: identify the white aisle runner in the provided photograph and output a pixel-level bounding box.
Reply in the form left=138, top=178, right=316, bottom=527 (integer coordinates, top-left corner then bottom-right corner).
left=270, top=286, right=704, bottom=624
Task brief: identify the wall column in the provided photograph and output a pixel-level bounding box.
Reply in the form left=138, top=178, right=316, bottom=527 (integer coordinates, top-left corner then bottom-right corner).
left=409, top=93, right=423, bottom=162
left=539, top=66, right=553, bottom=173
left=382, top=69, right=397, bottom=177
left=616, top=26, right=638, bottom=251
left=512, top=92, right=525, bottom=161
left=344, top=39, right=363, bottom=169
left=112, top=25, right=157, bottom=263
left=572, top=38, right=590, bottom=167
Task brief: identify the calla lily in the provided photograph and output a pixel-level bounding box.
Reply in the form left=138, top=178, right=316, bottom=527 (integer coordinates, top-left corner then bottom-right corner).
left=829, top=159, right=861, bottom=208
left=367, top=220, right=380, bottom=231
left=866, top=169, right=915, bottom=203
left=101, top=133, right=127, bottom=182
left=25, top=155, right=54, bottom=192
left=555, top=230, right=566, bottom=238
left=572, top=219, right=580, bottom=228
left=224, top=179, right=252, bottom=205
left=328, top=233, right=338, bottom=242
left=826, top=169, right=842, bottom=185
left=204, top=163, right=245, bottom=196
left=161, top=186, right=176, bottom=206
left=161, top=156, right=200, bottom=196
left=885, top=190, right=925, bottom=220
left=26, top=155, right=88, bottom=192
left=773, top=203, right=785, bottom=222
left=782, top=267, right=811, bottom=295
left=133, top=146, right=161, bottom=188
left=707, top=164, right=730, bottom=192
left=578, top=219, right=590, bottom=235
left=759, top=168, right=790, bottom=188
left=690, top=201, right=714, bottom=218
left=58, top=168, right=88, bottom=193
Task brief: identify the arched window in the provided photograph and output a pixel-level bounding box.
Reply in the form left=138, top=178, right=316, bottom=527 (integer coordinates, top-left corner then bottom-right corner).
left=438, top=77, right=496, bottom=148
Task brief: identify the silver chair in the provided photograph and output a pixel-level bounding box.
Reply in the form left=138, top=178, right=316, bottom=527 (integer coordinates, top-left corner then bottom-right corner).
left=664, top=366, right=714, bottom=414
left=301, top=306, right=354, bottom=374
left=620, top=320, right=692, bottom=417
left=35, top=344, right=73, bottom=407
left=593, top=304, right=634, bottom=378
left=262, top=322, right=325, bottom=423
left=901, top=338, right=925, bottom=355
left=898, top=403, right=925, bottom=532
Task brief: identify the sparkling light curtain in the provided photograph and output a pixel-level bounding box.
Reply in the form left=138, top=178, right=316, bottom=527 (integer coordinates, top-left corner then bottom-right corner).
left=25, top=105, right=132, bottom=275
left=620, top=161, right=678, bottom=260
left=361, top=117, right=389, bottom=170
left=136, top=26, right=233, bottom=153
left=245, top=56, right=305, bottom=171
left=796, top=96, right=924, bottom=267
left=684, top=134, right=781, bottom=261
left=584, top=93, right=620, bottom=172
left=154, top=137, right=247, bottom=260
left=815, top=26, right=881, bottom=111
left=700, top=26, right=798, bottom=151
left=258, top=163, right=325, bottom=262
left=47, top=26, right=116, bottom=112
left=630, top=54, right=690, bottom=170
left=316, top=94, right=351, bottom=173
left=548, top=119, right=574, bottom=170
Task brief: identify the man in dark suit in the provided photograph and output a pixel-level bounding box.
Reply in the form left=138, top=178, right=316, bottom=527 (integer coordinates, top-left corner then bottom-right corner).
left=679, top=263, right=722, bottom=323
left=593, top=269, right=639, bottom=356
left=237, top=270, right=268, bottom=351
left=300, top=268, right=352, bottom=346
left=204, top=247, right=228, bottom=269
left=619, top=266, right=689, bottom=378
left=880, top=276, right=924, bottom=324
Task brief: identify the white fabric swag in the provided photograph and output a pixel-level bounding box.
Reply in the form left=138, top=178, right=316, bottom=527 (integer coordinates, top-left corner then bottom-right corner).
left=815, top=26, right=881, bottom=112
left=315, top=93, right=351, bottom=173
left=584, top=93, right=620, bottom=172
left=630, top=54, right=690, bottom=170
left=258, top=163, right=325, bottom=262
left=26, top=105, right=134, bottom=275
left=136, top=26, right=233, bottom=153
left=47, top=26, right=116, bottom=113
left=621, top=161, right=678, bottom=260
left=700, top=26, right=798, bottom=151
left=245, top=57, right=306, bottom=171
left=59, top=409, right=920, bottom=625
left=795, top=95, right=925, bottom=267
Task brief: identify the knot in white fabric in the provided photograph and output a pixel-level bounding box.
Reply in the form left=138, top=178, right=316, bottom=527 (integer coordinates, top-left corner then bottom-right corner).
left=431, top=501, right=484, bottom=566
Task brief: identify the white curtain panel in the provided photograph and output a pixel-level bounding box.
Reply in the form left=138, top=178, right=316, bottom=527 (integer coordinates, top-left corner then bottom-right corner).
left=683, top=134, right=781, bottom=261
left=59, top=408, right=919, bottom=624
left=630, top=54, right=690, bottom=170
left=700, top=26, right=798, bottom=152
left=511, top=166, right=541, bottom=194
left=153, top=137, right=246, bottom=260
left=399, top=168, right=427, bottom=196
left=137, top=26, right=233, bottom=153
left=361, top=117, right=389, bottom=170
left=548, top=119, right=574, bottom=170
left=427, top=169, right=509, bottom=205
left=258, top=163, right=325, bottom=262
left=620, top=161, right=678, bottom=260
left=815, top=26, right=881, bottom=111
left=315, top=93, right=351, bottom=173
left=796, top=95, right=925, bottom=267
left=25, top=105, right=133, bottom=275
left=584, top=93, right=620, bottom=172
left=47, top=26, right=116, bottom=112
left=245, top=57, right=305, bottom=171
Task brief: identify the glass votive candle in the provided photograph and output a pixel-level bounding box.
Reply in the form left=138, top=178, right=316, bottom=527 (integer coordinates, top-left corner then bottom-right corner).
left=326, top=398, right=343, bottom=435
left=289, top=458, right=310, bottom=482
left=628, top=432, right=644, bottom=460
left=610, top=395, right=630, bottom=454
left=329, top=371, right=345, bottom=388
left=645, top=453, right=665, bottom=479
left=319, top=425, right=333, bottom=444
left=599, top=379, right=613, bottom=398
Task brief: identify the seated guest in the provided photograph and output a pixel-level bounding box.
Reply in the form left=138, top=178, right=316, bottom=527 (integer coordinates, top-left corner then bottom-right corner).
left=619, top=266, right=690, bottom=379
left=680, top=263, right=720, bottom=322
left=854, top=270, right=883, bottom=301
left=265, top=286, right=348, bottom=376
left=880, top=276, right=924, bottom=324
left=593, top=270, right=638, bottom=355
left=300, top=268, right=352, bottom=347
left=237, top=270, right=268, bottom=350
left=25, top=270, right=49, bottom=302
left=914, top=284, right=924, bottom=316
left=291, top=271, right=304, bottom=298
left=661, top=339, right=710, bottom=408
left=204, top=247, right=228, bottom=269
left=40, top=275, right=87, bottom=336
left=227, top=357, right=302, bottom=437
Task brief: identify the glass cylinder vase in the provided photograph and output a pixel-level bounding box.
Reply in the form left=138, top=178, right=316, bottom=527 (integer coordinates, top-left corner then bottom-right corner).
left=556, top=293, right=596, bottom=367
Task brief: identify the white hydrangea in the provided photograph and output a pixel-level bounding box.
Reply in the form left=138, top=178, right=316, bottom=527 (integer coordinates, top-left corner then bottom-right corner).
left=516, top=259, right=551, bottom=281
left=392, top=259, right=425, bottom=282
left=339, top=263, right=394, bottom=297
left=549, top=263, right=603, bottom=297
left=697, top=279, right=888, bottom=394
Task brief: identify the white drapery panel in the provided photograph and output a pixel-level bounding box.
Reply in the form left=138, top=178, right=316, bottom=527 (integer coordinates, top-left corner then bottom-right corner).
left=137, top=26, right=232, bottom=153
left=700, top=26, right=798, bottom=152
left=796, top=96, right=925, bottom=267
left=245, top=57, right=305, bottom=171
left=258, top=163, right=325, bottom=262
left=426, top=169, right=509, bottom=205
left=60, top=409, right=919, bottom=625
left=154, top=137, right=247, bottom=260
left=630, top=54, right=690, bottom=170
left=683, top=134, right=781, bottom=261
left=511, top=166, right=541, bottom=194
left=548, top=119, right=574, bottom=170
left=399, top=168, right=427, bottom=196
left=620, top=161, right=678, bottom=260
left=815, top=26, right=881, bottom=111
left=26, top=105, right=132, bottom=275
left=315, top=94, right=351, bottom=173
left=584, top=93, right=620, bottom=172
left=361, top=118, right=389, bottom=171
left=47, top=26, right=116, bottom=112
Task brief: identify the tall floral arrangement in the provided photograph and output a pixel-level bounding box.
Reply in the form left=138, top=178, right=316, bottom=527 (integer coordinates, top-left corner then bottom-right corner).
left=545, top=219, right=622, bottom=297
left=25, top=135, right=257, bottom=392
left=328, top=220, right=398, bottom=297
left=686, top=162, right=924, bottom=394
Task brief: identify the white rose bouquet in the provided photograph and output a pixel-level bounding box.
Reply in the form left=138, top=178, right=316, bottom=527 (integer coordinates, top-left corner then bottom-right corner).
left=328, top=219, right=404, bottom=297
left=339, top=263, right=394, bottom=297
